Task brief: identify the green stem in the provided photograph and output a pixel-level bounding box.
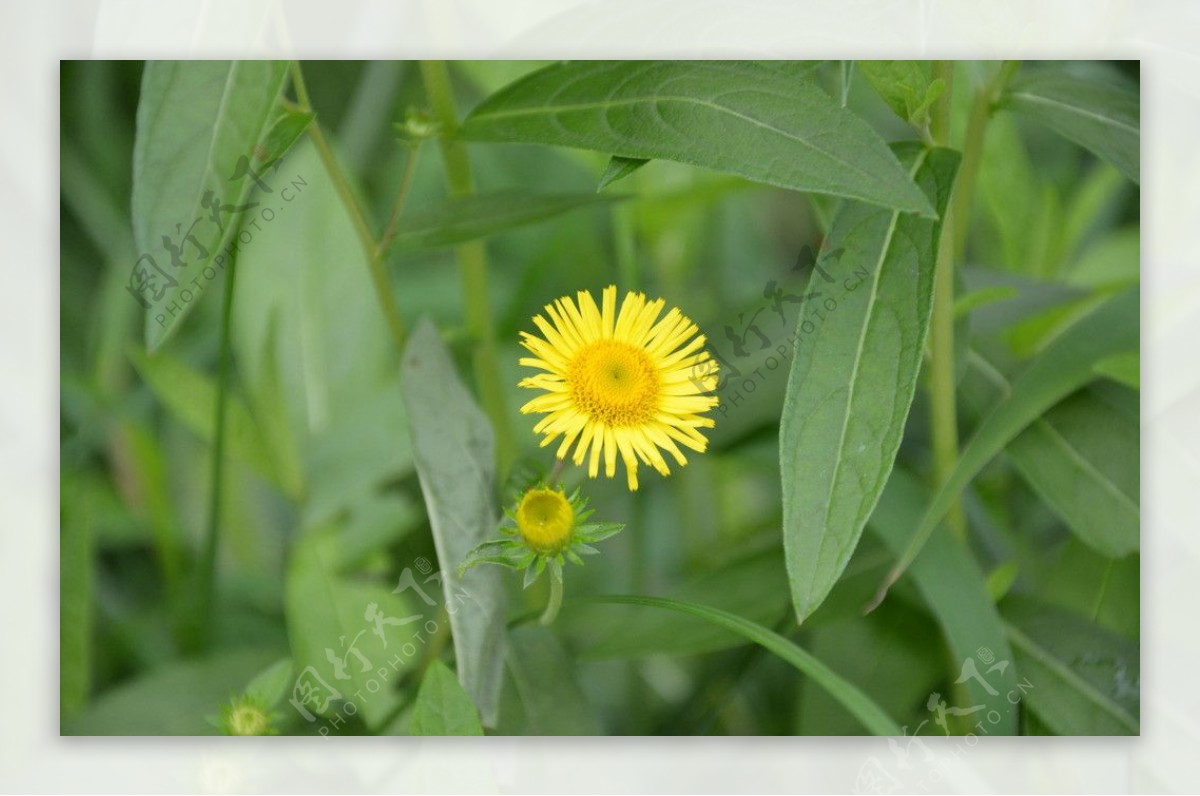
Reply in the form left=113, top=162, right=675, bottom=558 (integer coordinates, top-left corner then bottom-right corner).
left=420, top=60, right=516, bottom=479
left=927, top=60, right=966, bottom=539
left=290, top=61, right=408, bottom=353
left=539, top=574, right=564, bottom=625
left=196, top=249, right=238, bottom=650
left=377, top=142, right=422, bottom=258
left=927, top=61, right=1019, bottom=540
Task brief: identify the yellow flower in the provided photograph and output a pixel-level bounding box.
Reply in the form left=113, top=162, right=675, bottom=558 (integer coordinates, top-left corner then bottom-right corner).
left=518, top=285, right=719, bottom=490
left=515, top=486, right=575, bottom=554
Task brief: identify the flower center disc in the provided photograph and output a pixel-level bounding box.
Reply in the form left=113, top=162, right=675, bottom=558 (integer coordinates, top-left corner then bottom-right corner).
left=567, top=340, right=661, bottom=427
left=517, top=489, right=575, bottom=552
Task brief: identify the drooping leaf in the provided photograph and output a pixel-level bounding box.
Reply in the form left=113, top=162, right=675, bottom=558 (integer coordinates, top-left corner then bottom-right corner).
left=1001, top=596, right=1139, bottom=735
left=409, top=661, right=485, bottom=736
left=597, top=156, right=648, bottom=190
left=1002, top=65, right=1139, bottom=183
left=402, top=318, right=506, bottom=727
left=461, top=61, right=934, bottom=215
left=388, top=191, right=624, bottom=252
left=869, top=470, right=1020, bottom=735
left=780, top=144, right=959, bottom=623
left=1008, top=386, right=1140, bottom=557
left=507, top=626, right=602, bottom=734
left=586, top=595, right=902, bottom=735
left=963, top=355, right=1139, bottom=558
left=128, top=348, right=301, bottom=498
left=132, top=61, right=290, bottom=351
left=873, top=288, right=1139, bottom=607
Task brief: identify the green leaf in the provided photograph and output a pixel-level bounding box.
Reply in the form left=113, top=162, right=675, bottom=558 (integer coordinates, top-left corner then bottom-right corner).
left=259, top=105, right=315, bottom=167
left=1002, top=65, right=1139, bottom=183
left=128, top=348, right=300, bottom=497
left=1008, top=386, right=1140, bottom=557
left=964, top=355, right=1139, bottom=558
left=1001, top=596, right=1139, bottom=734
left=858, top=60, right=942, bottom=128
left=132, top=61, right=290, bottom=351
left=63, top=648, right=280, bottom=735
left=780, top=144, right=959, bottom=623
left=1041, top=538, right=1139, bottom=640
left=1063, top=228, right=1139, bottom=290
left=954, top=285, right=1019, bottom=319
left=507, top=626, right=602, bottom=734
left=243, top=658, right=293, bottom=708
left=1094, top=351, right=1139, bottom=389
left=402, top=318, right=506, bottom=727
left=585, top=595, right=902, bottom=735
left=284, top=530, right=421, bottom=730
left=874, top=288, right=1139, bottom=605
left=388, top=191, right=623, bottom=252
left=597, top=155, right=648, bottom=190
left=410, top=661, right=485, bottom=736
left=461, top=61, right=934, bottom=215
left=868, top=470, right=1021, bottom=735
left=577, top=550, right=791, bottom=658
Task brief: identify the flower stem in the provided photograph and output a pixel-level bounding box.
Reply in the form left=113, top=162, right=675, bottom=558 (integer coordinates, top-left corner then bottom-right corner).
left=420, top=60, right=516, bottom=479
left=289, top=60, right=408, bottom=353
left=195, top=249, right=238, bottom=650
left=540, top=574, right=564, bottom=625
left=927, top=60, right=966, bottom=539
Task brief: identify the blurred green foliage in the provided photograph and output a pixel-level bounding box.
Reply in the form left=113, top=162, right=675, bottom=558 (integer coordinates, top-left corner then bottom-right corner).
left=60, top=60, right=1139, bottom=736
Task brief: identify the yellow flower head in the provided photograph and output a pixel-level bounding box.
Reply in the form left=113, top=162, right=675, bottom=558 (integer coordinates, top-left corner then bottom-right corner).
left=515, top=486, right=575, bottom=554
left=518, top=285, right=719, bottom=490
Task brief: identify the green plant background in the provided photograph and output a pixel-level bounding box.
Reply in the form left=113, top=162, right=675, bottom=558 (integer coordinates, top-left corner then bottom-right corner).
left=59, top=60, right=1139, bottom=736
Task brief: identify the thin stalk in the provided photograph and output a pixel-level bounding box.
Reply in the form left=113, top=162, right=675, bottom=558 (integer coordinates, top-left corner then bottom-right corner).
left=377, top=143, right=422, bottom=258
left=927, top=60, right=966, bottom=539
left=420, top=60, right=516, bottom=478
left=928, top=61, right=1019, bottom=540
left=289, top=61, right=408, bottom=352
left=539, top=575, right=564, bottom=625
left=196, top=249, right=238, bottom=650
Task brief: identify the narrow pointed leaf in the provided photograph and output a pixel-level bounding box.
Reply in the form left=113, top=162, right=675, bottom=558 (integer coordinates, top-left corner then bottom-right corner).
left=1001, top=596, right=1139, bottom=735
left=402, top=319, right=506, bottom=727
left=869, top=470, right=1020, bottom=734
left=874, top=288, right=1139, bottom=606
left=1002, top=65, right=1139, bottom=182
left=780, top=144, right=959, bottom=623
left=461, top=61, right=934, bottom=215
left=586, top=595, right=901, bottom=735
left=132, top=61, right=291, bottom=350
